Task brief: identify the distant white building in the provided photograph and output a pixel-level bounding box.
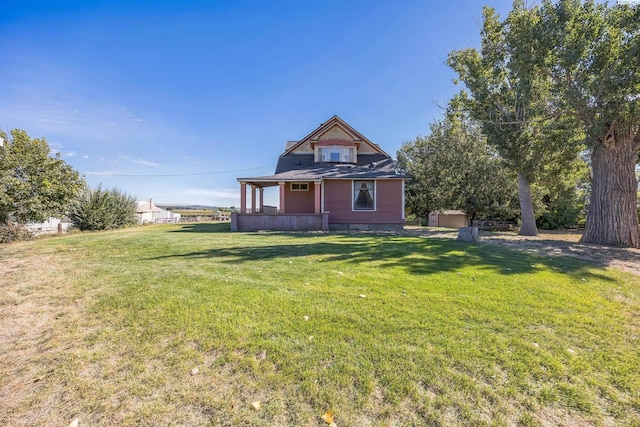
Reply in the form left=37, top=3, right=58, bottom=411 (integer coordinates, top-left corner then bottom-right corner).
left=136, top=199, right=181, bottom=224
left=26, top=217, right=73, bottom=234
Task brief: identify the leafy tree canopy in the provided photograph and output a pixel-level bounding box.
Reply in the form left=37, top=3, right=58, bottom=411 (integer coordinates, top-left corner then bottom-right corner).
left=0, top=129, right=84, bottom=224
left=536, top=0, right=640, bottom=246
left=397, top=100, right=519, bottom=223
left=447, top=2, right=584, bottom=236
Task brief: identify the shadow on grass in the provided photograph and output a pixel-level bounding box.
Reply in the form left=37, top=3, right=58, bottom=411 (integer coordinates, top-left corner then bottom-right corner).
left=146, top=232, right=612, bottom=280
left=170, top=222, right=230, bottom=233
left=483, top=237, right=640, bottom=271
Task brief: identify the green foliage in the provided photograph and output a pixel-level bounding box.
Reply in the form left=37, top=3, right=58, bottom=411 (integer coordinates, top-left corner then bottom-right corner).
left=535, top=0, right=640, bottom=246
left=538, top=0, right=640, bottom=148
left=0, top=223, right=34, bottom=244
left=447, top=3, right=585, bottom=236
left=537, top=185, right=584, bottom=230
left=67, top=186, right=137, bottom=231
left=447, top=5, right=582, bottom=180
left=537, top=158, right=590, bottom=229
left=0, top=129, right=84, bottom=224
left=397, top=102, right=519, bottom=222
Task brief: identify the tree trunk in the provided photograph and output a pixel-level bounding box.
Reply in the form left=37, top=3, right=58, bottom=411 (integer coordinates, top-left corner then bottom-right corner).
left=581, top=136, right=640, bottom=248
left=468, top=211, right=476, bottom=227
left=517, top=172, right=539, bottom=236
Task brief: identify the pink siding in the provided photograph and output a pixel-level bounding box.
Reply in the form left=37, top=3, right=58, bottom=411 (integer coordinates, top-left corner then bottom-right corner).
left=323, top=179, right=403, bottom=224
left=284, top=182, right=316, bottom=213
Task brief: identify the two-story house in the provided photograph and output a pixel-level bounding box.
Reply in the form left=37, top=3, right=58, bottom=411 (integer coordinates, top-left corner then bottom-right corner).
left=232, top=115, right=408, bottom=231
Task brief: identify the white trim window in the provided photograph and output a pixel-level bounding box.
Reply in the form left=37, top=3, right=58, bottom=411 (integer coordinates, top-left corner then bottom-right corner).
left=353, top=180, right=375, bottom=210
left=290, top=182, right=309, bottom=191
left=317, top=146, right=355, bottom=163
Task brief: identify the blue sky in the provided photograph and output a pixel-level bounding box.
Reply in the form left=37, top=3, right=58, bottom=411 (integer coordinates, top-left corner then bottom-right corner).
left=0, top=0, right=515, bottom=207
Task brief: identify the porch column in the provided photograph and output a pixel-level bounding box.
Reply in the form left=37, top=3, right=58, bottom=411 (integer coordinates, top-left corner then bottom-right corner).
left=401, top=179, right=405, bottom=220
left=251, top=185, right=257, bottom=213
left=259, top=187, right=264, bottom=213
left=279, top=182, right=286, bottom=214
left=240, top=182, right=247, bottom=213
left=314, top=181, right=322, bottom=214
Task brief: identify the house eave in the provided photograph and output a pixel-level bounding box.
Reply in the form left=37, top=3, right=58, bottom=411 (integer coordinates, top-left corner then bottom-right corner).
left=238, top=175, right=408, bottom=184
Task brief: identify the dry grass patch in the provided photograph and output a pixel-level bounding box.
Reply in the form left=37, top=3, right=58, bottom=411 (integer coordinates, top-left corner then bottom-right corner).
left=0, top=242, right=89, bottom=426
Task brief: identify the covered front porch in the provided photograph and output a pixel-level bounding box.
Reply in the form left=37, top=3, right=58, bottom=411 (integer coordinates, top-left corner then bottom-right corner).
left=231, top=179, right=328, bottom=231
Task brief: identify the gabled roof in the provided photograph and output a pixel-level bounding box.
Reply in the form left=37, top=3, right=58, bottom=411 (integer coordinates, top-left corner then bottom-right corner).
left=136, top=200, right=164, bottom=213
left=237, top=115, right=410, bottom=183
left=282, top=115, right=390, bottom=157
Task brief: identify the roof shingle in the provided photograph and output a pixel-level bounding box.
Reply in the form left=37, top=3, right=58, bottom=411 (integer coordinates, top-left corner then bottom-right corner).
left=240, top=154, right=408, bottom=182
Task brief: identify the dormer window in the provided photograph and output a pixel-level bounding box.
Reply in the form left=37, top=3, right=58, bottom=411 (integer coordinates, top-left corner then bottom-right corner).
left=317, top=146, right=355, bottom=163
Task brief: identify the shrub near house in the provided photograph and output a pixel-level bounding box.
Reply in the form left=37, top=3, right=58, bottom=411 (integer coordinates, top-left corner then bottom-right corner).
left=68, top=186, right=137, bottom=231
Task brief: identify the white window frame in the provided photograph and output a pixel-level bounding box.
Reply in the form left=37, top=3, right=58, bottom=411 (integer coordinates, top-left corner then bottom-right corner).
left=352, top=180, right=376, bottom=211
left=290, top=182, right=309, bottom=191
left=316, top=146, right=356, bottom=163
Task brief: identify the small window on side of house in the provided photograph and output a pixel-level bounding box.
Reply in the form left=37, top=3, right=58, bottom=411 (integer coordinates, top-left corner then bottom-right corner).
left=291, top=182, right=309, bottom=191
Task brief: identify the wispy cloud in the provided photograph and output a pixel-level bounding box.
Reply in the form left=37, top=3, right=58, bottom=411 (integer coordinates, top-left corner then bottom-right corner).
left=120, top=155, right=161, bottom=168
left=82, top=170, right=123, bottom=176
left=133, top=159, right=160, bottom=167
left=48, top=141, right=65, bottom=151
left=0, top=44, right=243, bottom=206
left=0, top=47, right=201, bottom=160
left=186, top=188, right=239, bottom=200
left=180, top=154, right=202, bottom=165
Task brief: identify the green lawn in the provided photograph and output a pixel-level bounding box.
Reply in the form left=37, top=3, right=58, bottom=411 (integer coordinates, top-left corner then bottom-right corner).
left=1, top=223, right=639, bottom=426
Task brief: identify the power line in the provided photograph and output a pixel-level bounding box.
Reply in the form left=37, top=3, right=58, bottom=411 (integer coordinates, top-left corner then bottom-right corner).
left=81, top=165, right=273, bottom=178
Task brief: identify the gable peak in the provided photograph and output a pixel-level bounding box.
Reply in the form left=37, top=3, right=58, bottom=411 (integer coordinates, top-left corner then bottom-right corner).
left=282, top=115, right=388, bottom=157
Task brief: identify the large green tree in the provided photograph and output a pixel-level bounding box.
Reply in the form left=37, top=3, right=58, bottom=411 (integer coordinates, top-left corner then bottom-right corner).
left=448, top=2, right=583, bottom=236
left=397, top=102, right=519, bottom=224
left=536, top=0, right=640, bottom=247
left=0, top=129, right=84, bottom=224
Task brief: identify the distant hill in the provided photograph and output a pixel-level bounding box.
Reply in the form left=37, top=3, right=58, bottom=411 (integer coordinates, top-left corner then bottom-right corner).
left=156, top=204, right=218, bottom=211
